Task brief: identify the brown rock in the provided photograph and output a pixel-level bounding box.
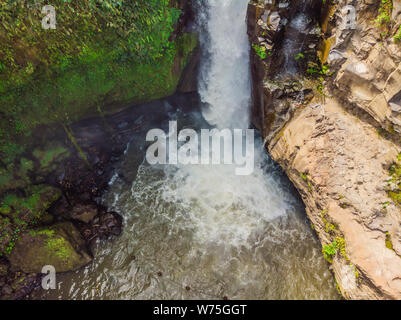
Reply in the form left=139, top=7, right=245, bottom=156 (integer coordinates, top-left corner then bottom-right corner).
left=70, top=203, right=98, bottom=224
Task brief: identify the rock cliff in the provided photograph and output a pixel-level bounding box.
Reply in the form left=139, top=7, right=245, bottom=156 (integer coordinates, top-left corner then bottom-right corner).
left=248, top=0, right=401, bottom=299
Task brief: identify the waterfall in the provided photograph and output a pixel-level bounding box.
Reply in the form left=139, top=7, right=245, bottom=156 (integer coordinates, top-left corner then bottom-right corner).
left=197, top=0, right=251, bottom=129
left=38, top=0, right=338, bottom=300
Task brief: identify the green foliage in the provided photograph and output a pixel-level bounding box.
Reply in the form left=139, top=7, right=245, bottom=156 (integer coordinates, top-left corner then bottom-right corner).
left=306, top=62, right=330, bottom=76
left=374, top=0, right=394, bottom=38
left=0, top=0, right=181, bottom=82
left=385, top=153, right=401, bottom=205
left=0, top=0, right=195, bottom=160
left=323, top=241, right=338, bottom=263
left=375, top=0, right=393, bottom=27
left=394, top=25, right=401, bottom=43
left=294, top=52, right=305, bottom=60
left=385, top=232, right=394, bottom=250
left=299, top=172, right=312, bottom=191
left=306, top=62, right=331, bottom=100
left=252, top=44, right=267, bottom=59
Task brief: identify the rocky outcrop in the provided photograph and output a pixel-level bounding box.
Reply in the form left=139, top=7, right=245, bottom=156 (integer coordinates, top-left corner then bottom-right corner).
left=8, top=222, right=92, bottom=274
left=329, top=0, right=401, bottom=136
left=270, top=99, right=401, bottom=299
left=248, top=0, right=401, bottom=299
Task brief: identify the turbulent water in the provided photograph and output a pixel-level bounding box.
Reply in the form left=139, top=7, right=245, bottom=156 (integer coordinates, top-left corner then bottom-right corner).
left=36, top=0, right=338, bottom=300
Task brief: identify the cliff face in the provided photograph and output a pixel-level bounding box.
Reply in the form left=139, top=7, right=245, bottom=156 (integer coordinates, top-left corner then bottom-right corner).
left=248, top=0, right=401, bottom=299
left=0, top=0, right=198, bottom=156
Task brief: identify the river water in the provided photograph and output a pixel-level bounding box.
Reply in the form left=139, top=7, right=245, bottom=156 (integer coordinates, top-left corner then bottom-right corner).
left=36, top=0, right=338, bottom=300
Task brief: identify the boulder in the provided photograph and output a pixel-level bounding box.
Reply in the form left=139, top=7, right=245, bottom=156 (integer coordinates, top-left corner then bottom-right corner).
left=70, top=203, right=98, bottom=224
left=8, top=222, right=92, bottom=273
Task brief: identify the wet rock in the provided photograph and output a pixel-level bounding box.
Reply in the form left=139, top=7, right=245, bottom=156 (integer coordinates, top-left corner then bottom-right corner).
left=32, top=143, right=70, bottom=175
left=0, top=258, right=9, bottom=277
left=70, top=203, right=98, bottom=224
left=1, top=284, right=13, bottom=297
left=78, top=210, right=122, bottom=244
left=177, top=46, right=200, bottom=93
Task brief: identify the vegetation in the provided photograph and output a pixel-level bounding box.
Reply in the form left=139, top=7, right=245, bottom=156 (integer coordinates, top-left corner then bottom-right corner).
left=385, top=153, right=401, bottom=205
left=252, top=43, right=267, bottom=59
left=323, top=241, right=338, bottom=263
left=373, top=0, right=400, bottom=43
left=385, top=232, right=394, bottom=250
left=0, top=0, right=196, bottom=165
left=294, top=52, right=305, bottom=60
left=375, top=0, right=393, bottom=28
left=299, top=172, right=312, bottom=191
left=394, top=25, right=401, bottom=43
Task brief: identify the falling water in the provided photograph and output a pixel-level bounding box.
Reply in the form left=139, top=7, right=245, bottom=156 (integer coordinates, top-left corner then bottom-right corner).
left=197, top=0, right=251, bottom=129
left=35, top=0, right=338, bottom=300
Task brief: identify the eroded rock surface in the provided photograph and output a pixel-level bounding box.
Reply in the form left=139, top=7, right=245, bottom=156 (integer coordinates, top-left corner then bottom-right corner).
left=269, top=99, right=401, bottom=299
left=330, top=0, right=401, bottom=135
left=248, top=0, right=401, bottom=299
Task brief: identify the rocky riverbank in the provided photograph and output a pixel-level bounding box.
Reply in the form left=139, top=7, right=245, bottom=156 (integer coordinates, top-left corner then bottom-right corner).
left=0, top=1, right=198, bottom=299
left=247, top=0, right=401, bottom=299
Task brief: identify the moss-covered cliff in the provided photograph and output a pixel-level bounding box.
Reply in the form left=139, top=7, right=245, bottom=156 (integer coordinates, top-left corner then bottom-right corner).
left=0, top=0, right=197, bottom=166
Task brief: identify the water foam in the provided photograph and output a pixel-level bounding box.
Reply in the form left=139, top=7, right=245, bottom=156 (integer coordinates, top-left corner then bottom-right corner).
left=128, top=0, right=290, bottom=248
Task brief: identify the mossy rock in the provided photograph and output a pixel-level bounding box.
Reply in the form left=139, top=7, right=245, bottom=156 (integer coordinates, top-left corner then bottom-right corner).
left=0, top=259, right=8, bottom=277
left=0, top=184, right=61, bottom=226
left=0, top=166, right=29, bottom=193
left=32, top=144, right=70, bottom=174
left=0, top=216, right=13, bottom=254
left=8, top=222, right=92, bottom=273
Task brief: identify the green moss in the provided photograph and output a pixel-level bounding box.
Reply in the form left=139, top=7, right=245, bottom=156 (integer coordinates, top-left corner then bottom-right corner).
left=385, top=153, right=401, bottom=206
left=0, top=142, right=26, bottom=165
left=0, top=0, right=197, bottom=164
left=0, top=185, right=61, bottom=238
left=334, top=277, right=342, bottom=296
left=299, top=172, right=313, bottom=191
left=8, top=222, right=91, bottom=272
left=385, top=232, right=394, bottom=250
left=335, top=236, right=350, bottom=263
left=45, top=236, right=75, bottom=263
left=252, top=43, right=267, bottom=59
left=394, top=25, right=401, bottom=43
left=375, top=0, right=393, bottom=27
left=32, top=145, right=70, bottom=171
